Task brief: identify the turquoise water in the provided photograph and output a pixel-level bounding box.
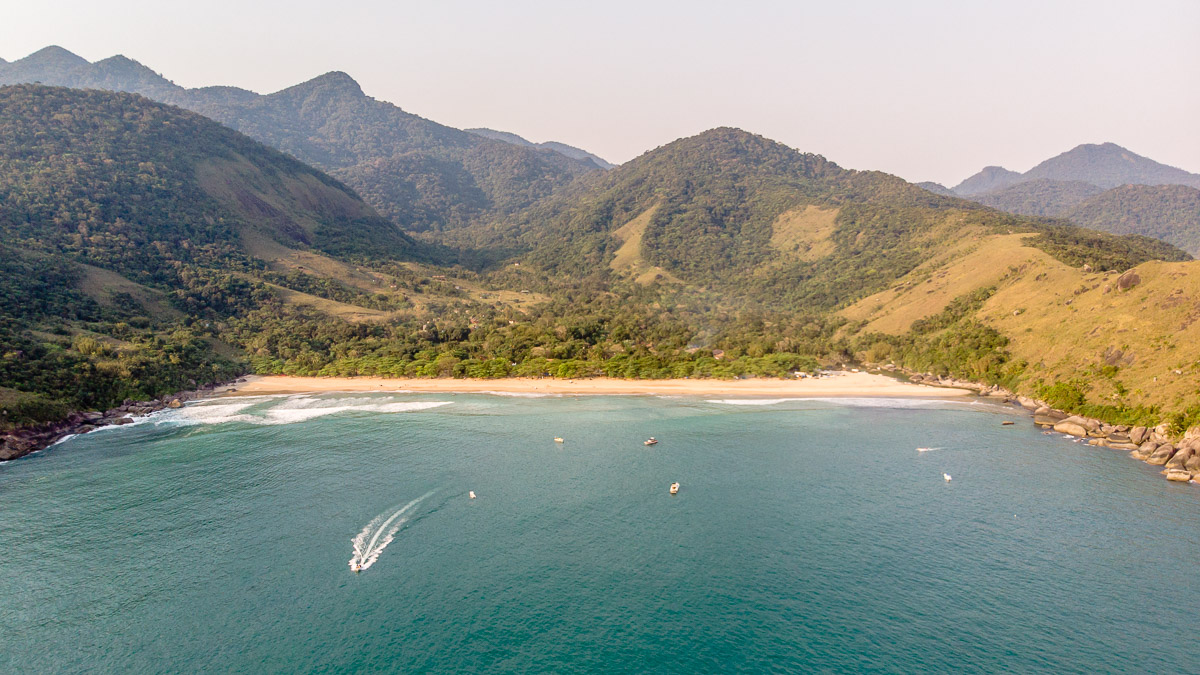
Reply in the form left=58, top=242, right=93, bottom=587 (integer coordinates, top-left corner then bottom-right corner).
left=2, top=393, right=1199, bottom=673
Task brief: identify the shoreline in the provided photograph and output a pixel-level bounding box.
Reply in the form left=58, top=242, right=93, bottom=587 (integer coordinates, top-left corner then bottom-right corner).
left=222, top=371, right=973, bottom=398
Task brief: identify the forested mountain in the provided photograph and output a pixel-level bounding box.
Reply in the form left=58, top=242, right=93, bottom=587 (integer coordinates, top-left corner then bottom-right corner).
left=969, top=179, right=1105, bottom=217
left=1064, top=184, right=1200, bottom=255
left=1023, top=143, right=1200, bottom=189
left=446, top=128, right=1183, bottom=318
left=947, top=143, right=1200, bottom=252
left=467, top=128, right=616, bottom=169
left=0, top=85, right=417, bottom=426
left=952, top=166, right=1025, bottom=196
left=0, top=47, right=602, bottom=233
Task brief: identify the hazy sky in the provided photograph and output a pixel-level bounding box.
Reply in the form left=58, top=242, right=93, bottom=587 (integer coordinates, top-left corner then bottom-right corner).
left=3, top=0, right=1198, bottom=185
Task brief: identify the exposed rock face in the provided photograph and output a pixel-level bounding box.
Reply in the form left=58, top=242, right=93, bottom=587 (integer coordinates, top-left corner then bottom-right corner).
left=1116, top=270, right=1141, bottom=291
left=1165, top=469, right=1192, bottom=482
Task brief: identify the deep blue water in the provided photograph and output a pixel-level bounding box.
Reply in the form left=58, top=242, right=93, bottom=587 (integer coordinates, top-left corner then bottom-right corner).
left=2, top=393, right=1198, bottom=673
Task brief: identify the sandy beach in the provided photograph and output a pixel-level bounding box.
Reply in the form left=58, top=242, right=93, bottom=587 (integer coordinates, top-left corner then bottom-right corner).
left=223, top=371, right=971, bottom=398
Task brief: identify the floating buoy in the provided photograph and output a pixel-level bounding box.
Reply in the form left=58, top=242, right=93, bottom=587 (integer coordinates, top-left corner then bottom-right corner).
left=469, top=491, right=476, bottom=499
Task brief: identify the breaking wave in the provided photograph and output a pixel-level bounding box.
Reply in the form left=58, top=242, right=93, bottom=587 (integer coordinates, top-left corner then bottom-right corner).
left=148, top=396, right=451, bottom=427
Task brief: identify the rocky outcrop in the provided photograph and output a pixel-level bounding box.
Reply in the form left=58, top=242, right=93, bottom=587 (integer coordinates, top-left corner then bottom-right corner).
left=1165, top=469, right=1192, bottom=482
left=0, top=381, right=236, bottom=463
left=1054, top=417, right=1091, bottom=437
left=1147, top=444, right=1177, bottom=466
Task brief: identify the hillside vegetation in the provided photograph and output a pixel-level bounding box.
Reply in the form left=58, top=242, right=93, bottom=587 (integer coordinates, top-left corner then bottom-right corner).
left=1065, top=185, right=1200, bottom=255
left=1, top=83, right=1197, bottom=438
left=0, top=47, right=602, bottom=233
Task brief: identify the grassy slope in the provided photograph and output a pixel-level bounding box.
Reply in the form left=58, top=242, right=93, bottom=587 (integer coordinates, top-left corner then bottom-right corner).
left=843, top=227, right=1200, bottom=412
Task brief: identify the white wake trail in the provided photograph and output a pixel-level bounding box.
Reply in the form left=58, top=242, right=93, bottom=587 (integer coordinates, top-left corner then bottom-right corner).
left=349, top=491, right=436, bottom=572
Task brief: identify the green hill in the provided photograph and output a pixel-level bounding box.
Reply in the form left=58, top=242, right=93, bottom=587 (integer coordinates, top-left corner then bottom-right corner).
left=1065, top=184, right=1200, bottom=255
left=0, top=84, right=420, bottom=426
left=0, top=47, right=602, bottom=233
left=971, top=179, right=1104, bottom=216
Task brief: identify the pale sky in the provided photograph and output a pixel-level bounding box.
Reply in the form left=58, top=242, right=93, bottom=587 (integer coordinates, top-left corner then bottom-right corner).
left=3, top=0, right=1198, bottom=185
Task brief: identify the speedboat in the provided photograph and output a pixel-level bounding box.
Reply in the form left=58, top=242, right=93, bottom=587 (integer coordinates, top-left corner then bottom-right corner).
left=943, top=473, right=952, bottom=482
left=351, top=563, right=362, bottom=573
left=669, top=482, right=680, bottom=494
left=644, top=437, right=658, bottom=446
left=469, top=491, right=476, bottom=499
left=554, top=437, right=564, bottom=443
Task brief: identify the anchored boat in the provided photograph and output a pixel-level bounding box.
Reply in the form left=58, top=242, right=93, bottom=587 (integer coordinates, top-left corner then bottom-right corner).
left=669, top=482, right=680, bottom=495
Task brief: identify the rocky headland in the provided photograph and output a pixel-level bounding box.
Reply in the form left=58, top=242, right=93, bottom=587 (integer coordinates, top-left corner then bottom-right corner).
left=0, top=378, right=245, bottom=462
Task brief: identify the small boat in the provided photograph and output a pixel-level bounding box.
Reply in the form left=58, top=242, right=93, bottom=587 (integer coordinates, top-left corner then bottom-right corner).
left=1001, top=421, right=1015, bottom=426
left=669, top=482, right=680, bottom=495
left=644, top=437, right=658, bottom=446
left=916, top=447, right=934, bottom=453
left=554, top=437, right=564, bottom=443
left=469, top=491, right=476, bottom=499
left=943, top=473, right=952, bottom=482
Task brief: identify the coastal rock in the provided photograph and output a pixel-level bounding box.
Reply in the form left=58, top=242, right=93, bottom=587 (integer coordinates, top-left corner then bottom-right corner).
left=108, top=417, right=134, bottom=426
left=1184, top=454, right=1200, bottom=472
left=1166, top=446, right=1194, bottom=470
left=1107, top=442, right=1141, bottom=451
left=1130, top=426, right=1149, bottom=445
left=167, top=399, right=182, bottom=409
left=1185, top=426, right=1200, bottom=441
left=1132, top=441, right=1158, bottom=460
left=1107, top=432, right=1131, bottom=444
left=1054, top=417, right=1090, bottom=437
left=1165, top=469, right=1192, bottom=482
left=1017, top=396, right=1040, bottom=410
left=1147, top=444, right=1176, bottom=466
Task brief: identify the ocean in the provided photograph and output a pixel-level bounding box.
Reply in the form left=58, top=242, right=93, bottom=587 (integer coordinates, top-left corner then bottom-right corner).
left=2, top=393, right=1197, bottom=673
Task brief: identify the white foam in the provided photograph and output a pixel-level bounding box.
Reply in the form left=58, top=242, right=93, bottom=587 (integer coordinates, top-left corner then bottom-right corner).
left=476, top=391, right=556, bottom=398
left=706, top=397, right=970, bottom=410
left=151, top=397, right=451, bottom=427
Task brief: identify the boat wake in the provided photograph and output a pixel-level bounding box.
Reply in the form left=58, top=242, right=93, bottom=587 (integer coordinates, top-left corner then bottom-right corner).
left=349, top=491, right=436, bottom=573
left=916, top=447, right=945, bottom=453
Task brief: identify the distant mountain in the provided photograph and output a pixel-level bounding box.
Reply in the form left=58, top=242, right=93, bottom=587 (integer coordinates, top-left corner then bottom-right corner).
left=915, top=181, right=955, bottom=197
left=948, top=143, right=1200, bottom=251
left=467, top=128, right=616, bottom=169
left=970, top=179, right=1105, bottom=217
left=952, top=143, right=1200, bottom=196
left=952, top=166, right=1025, bottom=196
left=0, top=47, right=602, bottom=232
left=1064, top=184, right=1200, bottom=255
left=1024, top=143, right=1200, bottom=189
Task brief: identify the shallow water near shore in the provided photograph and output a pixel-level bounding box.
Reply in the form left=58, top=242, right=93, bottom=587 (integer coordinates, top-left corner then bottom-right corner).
left=2, top=393, right=1198, bottom=672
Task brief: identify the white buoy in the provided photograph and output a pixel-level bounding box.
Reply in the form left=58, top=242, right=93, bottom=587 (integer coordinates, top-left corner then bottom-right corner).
left=943, top=473, right=952, bottom=482
left=469, top=491, right=476, bottom=499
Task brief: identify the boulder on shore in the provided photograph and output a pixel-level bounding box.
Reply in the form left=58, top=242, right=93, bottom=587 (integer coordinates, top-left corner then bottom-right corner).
left=1130, top=426, right=1149, bottom=445
left=1147, top=444, right=1177, bottom=466
left=1165, top=469, right=1192, bottom=482
left=1054, top=417, right=1090, bottom=437
left=1166, top=446, right=1194, bottom=470
left=1131, top=441, right=1158, bottom=460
